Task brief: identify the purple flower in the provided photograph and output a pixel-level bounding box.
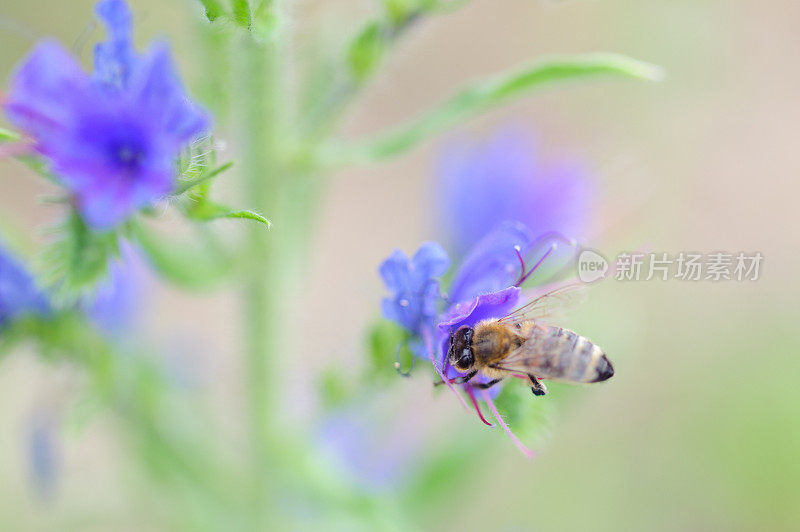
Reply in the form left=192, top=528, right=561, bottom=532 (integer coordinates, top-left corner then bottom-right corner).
left=447, top=221, right=532, bottom=305
left=86, top=242, right=145, bottom=336
left=317, top=404, right=422, bottom=491
left=93, top=0, right=136, bottom=88
left=26, top=408, right=60, bottom=501
left=3, top=0, right=209, bottom=230
left=379, top=242, right=449, bottom=335
left=378, top=228, right=575, bottom=456
left=0, top=243, right=50, bottom=329
left=436, top=128, right=592, bottom=257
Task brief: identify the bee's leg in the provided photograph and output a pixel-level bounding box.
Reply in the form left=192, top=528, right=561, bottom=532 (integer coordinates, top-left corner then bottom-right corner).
left=528, top=374, right=548, bottom=396
left=472, top=378, right=504, bottom=390
left=454, top=370, right=478, bottom=384
left=434, top=369, right=478, bottom=386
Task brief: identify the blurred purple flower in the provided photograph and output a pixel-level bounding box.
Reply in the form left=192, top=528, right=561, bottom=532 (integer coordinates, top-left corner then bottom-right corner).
left=436, top=128, right=592, bottom=256
left=318, top=405, right=420, bottom=491
left=86, top=242, right=144, bottom=336
left=447, top=221, right=532, bottom=304
left=93, top=0, right=137, bottom=88
left=379, top=242, right=449, bottom=336
left=3, top=0, right=209, bottom=230
left=0, top=243, right=50, bottom=329
left=27, top=408, right=60, bottom=501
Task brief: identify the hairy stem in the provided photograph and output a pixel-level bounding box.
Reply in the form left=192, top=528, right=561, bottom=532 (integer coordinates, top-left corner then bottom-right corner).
left=237, top=26, right=288, bottom=519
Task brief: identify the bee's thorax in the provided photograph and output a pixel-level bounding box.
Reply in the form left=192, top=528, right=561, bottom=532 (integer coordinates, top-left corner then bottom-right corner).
left=472, top=320, right=527, bottom=366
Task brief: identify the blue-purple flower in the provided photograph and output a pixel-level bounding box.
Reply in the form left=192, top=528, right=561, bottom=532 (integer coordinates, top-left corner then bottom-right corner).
left=26, top=408, right=60, bottom=501
left=436, top=128, right=592, bottom=256
left=317, top=402, right=422, bottom=491
left=0, top=243, right=50, bottom=329
left=85, top=242, right=145, bottom=336
left=379, top=242, right=449, bottom=336
left=93, top=0, right=137, bottom=88
left=3, top=0, right=209, bottom=230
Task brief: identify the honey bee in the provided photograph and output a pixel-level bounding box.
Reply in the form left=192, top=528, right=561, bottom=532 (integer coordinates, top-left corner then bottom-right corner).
left=445, top=283, right=614, bottom=395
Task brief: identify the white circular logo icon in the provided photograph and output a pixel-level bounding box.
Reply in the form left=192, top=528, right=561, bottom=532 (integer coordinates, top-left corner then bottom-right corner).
left=577, top=248, right=609, bottom=283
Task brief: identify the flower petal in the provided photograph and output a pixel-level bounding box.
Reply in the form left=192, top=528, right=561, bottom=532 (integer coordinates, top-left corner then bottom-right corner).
left=127, top=44, right=209, bottom=146
left=93, top=0, right=136, bottom=88
left=0, top=243, right=50, bottom=328
left=378, top=249, right=410, bottom=291
left=379, top=243, right=449, bottom=336
left=447, top=221, right=532, bottom=305
left=3, top=41, right=88, bottom=146
left=436, top=128, right=592, bottom=256
left=438, top=285, right=520, bottom=331
left=410, top=242, right=450, bottom=284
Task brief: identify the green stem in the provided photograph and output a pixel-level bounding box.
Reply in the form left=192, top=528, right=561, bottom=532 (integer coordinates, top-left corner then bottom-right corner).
left=237, top=33, right=286, bottom=516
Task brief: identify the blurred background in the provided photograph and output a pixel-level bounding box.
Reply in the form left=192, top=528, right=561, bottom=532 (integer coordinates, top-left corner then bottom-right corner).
left=1, top=0, right=798, bottom=530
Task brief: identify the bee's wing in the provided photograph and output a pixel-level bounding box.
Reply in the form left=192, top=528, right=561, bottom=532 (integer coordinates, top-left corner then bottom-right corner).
left=490, top=326, right=566, bottom=380
left=493, top=325, right=612, bottom=384
left=497, top=281, right=589, bottom=326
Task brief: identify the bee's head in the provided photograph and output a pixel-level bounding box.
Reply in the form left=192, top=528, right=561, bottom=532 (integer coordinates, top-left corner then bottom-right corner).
left=448, top=326, right=475, bottom=372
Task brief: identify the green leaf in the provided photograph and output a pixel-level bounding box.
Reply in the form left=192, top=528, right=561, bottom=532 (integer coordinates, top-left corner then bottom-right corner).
left=230, top=0, right=251, bottom=28
left=16, top=155, right=58, bottom=183
left=383, top=0, right=459, bottom=22
left=175, top=161, right=234, bottom=195
left=220, top=209, right=272, bottom=227
left=403, top=435, right=485, bottom=508
left=130, top=221, right=235, bottom=289
left=333, top=53, right=664, bottom=164
left=39, top=212, right=120, bottom=303
left=348, top=23, right=386, bottom=81
left=0, top=127, right=20, bottom=143
left=198, top=0, right=226, bottom=21
left=0, top=130, right=59, bottom=183
left=494, top=378, right=557, bottom=443
left=252, top=0, right=278, bottom=40
left=365, top=319, right=413, bottom=381
left=319, top=368, right=354, bottom=409
left=185, top=198, right=271, bottom=228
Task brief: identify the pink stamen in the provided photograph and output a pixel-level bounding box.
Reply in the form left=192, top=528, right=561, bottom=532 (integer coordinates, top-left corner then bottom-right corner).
left=422, top=326, right=470, bottom=412
left=513, top=245, right=526, bottom=278
left=465, top=385, right=493, bottom=427
left=480, top=388, right=536, bottom=459
left=512, top=231, right=578, bottom=287
left=515, top=244, right=556, bottom=287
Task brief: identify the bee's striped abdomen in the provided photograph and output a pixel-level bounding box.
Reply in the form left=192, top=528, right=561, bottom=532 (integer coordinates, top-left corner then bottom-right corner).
left=537, top=326, right=614, bottom=383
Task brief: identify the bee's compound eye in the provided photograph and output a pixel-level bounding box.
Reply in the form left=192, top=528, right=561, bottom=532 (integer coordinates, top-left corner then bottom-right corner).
left=457, top=349, right=474, bottom=369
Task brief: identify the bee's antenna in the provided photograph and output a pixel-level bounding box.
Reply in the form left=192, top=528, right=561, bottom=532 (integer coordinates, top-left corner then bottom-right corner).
left=394, top=342, right=415, bottom=378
